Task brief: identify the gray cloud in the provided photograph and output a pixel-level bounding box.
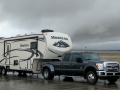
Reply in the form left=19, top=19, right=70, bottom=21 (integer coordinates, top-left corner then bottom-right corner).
left=73, top=41, right=120, bottom=50
left=71, top=19, right=120, bottom=44
left=0, top=0, right=95, bottom=30
left=0, top=0, right=120, bottom=50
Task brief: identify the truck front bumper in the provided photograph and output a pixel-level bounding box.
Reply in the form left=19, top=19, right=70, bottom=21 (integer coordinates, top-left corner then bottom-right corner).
left=96, top=71, right=120, bottom=80
left=96, top=71, right=120, bottom=76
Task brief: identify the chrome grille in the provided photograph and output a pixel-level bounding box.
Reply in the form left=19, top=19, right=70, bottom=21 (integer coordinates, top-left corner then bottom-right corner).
left=106, top=63, right=119, bottom=72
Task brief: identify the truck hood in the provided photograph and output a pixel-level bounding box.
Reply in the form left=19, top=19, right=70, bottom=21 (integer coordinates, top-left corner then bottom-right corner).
left=87, top=59, right=118, bottom=63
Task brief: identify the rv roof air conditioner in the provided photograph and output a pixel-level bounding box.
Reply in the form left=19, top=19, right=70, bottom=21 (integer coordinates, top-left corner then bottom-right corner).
left=41, top=29, right=54, bottom=33
left=16, top=34, right=22, bottom=37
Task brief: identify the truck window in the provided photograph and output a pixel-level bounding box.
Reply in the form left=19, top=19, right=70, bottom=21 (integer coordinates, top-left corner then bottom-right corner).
left=71, top=53, right=81, bottom=62
left=30, top=42, right=37, bottom=49
left=63, top=53, right=71, bottom=61
left=81, top=53, right=101, bottom=60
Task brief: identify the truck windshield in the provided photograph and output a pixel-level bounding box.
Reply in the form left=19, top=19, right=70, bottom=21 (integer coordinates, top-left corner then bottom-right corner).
left=81, top=53, right=102, bottom=60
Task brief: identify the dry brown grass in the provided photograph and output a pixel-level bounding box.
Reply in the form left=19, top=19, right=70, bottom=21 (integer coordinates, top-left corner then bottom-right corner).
left=98, top=53, right=120, bottom=63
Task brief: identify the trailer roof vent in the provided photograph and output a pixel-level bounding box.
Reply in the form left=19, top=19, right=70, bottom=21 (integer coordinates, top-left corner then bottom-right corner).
left=41, top=29, right=54, bottom=33
left=16, top=34, right=22, bottom=37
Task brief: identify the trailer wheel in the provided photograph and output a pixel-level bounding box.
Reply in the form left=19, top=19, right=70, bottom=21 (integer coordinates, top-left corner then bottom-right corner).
left=108, top=79, right=118, bottom=84
left=18, top=72, right=22, bottom=76
left=29, top=73, right=34, bottom=77
left=86, top=71, right=98, bottom=85
left=43, top=68, right=54, bottom=80
left=1, top=67, right=7, bottom=75
left=23, top=72, right=27, bottom=77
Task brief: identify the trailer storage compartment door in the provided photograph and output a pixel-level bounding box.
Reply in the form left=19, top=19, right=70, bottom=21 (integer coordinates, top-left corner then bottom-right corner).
left=32, top=59, right=42, bottom=73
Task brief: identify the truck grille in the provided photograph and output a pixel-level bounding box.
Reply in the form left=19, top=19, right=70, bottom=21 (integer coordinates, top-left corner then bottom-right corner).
left=106, top=63, right=119, bottom=72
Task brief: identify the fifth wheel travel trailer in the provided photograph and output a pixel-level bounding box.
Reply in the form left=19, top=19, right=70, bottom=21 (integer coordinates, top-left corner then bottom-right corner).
left=0, top=29, right=72, bottom=76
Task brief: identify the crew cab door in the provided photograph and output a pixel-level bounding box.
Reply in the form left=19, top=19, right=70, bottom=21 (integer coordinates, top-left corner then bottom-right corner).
left=69, top=53, right=85, bottom=75
left=60, top=53, right=71, bottom=74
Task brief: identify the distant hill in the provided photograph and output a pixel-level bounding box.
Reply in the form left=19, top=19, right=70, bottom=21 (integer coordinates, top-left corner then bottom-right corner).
left=71, top=49, right=120, bottom=54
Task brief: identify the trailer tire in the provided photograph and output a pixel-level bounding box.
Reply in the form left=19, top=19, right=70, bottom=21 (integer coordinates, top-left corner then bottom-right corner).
left=23, top=72, right=27, bottom=77
left=43, top=68, right=54, bottom=80
left=29, top=73, right=34, bottom=77
left=1, top=67, right=7, bottom=75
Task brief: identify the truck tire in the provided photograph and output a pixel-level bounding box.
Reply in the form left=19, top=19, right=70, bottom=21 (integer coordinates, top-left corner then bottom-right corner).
left=107, top=79, right=117, bottom=83
left=1, top=67, right=7, bottom=75
left=43, top=68, right=54, bottom=80
left=86, top=71, right=98, bottom=85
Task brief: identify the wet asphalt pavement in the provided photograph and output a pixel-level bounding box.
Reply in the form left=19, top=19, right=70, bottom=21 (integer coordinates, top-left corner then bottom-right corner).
left=0, top=72, right=120, bottom=90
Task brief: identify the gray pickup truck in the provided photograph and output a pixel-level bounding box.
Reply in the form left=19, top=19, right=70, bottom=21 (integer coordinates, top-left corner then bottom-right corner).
left=40, top=52, right=120, bottom=84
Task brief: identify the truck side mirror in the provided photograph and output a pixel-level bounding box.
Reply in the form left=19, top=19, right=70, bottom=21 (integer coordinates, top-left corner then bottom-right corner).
left=76, top=58, right=83, bottom=63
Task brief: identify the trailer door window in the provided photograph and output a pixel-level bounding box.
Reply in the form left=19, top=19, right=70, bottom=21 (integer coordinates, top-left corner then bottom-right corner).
left=30, top=42, right=37, bottom=49
left=7, top=45, right=9, bottom=55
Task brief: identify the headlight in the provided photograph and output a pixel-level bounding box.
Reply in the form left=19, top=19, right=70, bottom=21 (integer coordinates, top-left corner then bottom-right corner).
left=96, top=63, right=104, bottom=70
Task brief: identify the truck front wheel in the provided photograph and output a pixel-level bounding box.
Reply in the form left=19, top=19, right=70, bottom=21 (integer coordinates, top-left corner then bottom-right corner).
left=86, top=71, right=98, bottom=85
left=43, top=68, right=54, bottom=80
left=107, top=79, right=117, bottom=83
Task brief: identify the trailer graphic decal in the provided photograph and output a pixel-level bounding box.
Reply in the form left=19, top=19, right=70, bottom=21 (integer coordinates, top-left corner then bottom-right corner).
left=0, top=48, right=43, bottom=63
left=53, top=40, right=69, bottom=48
left=0, top=56, right=19, bottom=63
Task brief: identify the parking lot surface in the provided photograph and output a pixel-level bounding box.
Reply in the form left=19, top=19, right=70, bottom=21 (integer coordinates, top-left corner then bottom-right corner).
left=0, top=73, right=120, bottom=90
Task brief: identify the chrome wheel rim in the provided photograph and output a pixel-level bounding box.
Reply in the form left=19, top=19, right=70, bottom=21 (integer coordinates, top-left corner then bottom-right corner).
left=44, top=70, right=49, bottom=78
left=2, top=69, right=5, bottom=74
left=88, top=73, right=95, bottom=82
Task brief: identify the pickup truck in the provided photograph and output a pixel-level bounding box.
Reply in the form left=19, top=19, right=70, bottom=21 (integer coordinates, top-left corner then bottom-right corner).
left=40, top=52, right=120, bottom=85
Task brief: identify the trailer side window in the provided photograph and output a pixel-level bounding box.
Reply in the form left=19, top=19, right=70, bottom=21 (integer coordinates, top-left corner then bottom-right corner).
left=63, top=53, right=71, bottom=61
left=30, top=42, right=37, bottom=49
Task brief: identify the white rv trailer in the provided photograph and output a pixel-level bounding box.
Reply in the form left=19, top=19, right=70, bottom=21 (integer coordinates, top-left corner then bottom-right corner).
left=0, top=30, right=72, bottom=75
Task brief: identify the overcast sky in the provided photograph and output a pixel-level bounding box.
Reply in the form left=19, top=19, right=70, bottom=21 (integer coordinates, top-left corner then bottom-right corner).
left=0, top=0, right=120, bottom=50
